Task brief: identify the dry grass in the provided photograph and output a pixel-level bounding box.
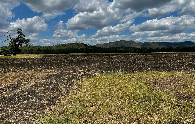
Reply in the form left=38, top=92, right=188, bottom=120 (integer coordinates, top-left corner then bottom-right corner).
left=0, top=54, right=43, bottom=58
left=0, top=70, right=57, bottom=86
left=36, top=71, right=195, bottom=123
left=1, top=53, right=195, bottom=123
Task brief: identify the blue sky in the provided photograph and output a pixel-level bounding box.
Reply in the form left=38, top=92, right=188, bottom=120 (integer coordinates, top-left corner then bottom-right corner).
left=0, top=0, right=194, bottom=46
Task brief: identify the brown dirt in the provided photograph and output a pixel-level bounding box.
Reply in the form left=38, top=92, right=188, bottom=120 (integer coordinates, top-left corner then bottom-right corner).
left=0, top=53, right=195, bottom=123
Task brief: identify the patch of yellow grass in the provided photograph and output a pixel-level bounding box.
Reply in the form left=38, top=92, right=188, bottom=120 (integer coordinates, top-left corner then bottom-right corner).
left=0, top=54, right=43, bottom=58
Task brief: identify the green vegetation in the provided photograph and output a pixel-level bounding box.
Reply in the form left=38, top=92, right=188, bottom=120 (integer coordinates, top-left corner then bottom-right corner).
left=0, top=46, right=11, bottom=56
left=19, top=43, right=195, bottom=54
left=0, top=28, right=29, bottom=56
left=1, top=40, right=195, bottom=55
left=96, top=40, right=195, bottom=48
left=36, top=71, right=194, bottom=123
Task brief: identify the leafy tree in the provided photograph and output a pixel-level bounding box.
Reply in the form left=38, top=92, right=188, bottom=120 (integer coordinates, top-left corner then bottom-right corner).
left=4, top=28, right=30, bottom=56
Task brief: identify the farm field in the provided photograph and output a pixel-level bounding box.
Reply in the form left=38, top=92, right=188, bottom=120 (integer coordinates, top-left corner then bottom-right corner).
left=0, top=53, right=195, bottom=123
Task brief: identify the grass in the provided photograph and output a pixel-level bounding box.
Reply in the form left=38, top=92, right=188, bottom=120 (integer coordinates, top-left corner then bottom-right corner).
left=0, top=54, right=43, bottom=58
left=35, top=71, right=194, bottom=123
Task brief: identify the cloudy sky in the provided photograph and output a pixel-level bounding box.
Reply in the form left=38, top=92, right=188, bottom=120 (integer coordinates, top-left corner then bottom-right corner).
left=0, top=0, right=194, bottom=46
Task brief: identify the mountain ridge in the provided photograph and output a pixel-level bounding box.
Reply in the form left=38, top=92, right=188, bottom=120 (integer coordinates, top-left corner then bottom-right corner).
left=95, top=40, right=195, bottom=48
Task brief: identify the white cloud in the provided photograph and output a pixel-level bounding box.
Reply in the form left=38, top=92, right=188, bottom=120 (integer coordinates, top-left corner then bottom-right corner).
left=146, top=0, right=195, bottom=18
left=66, top=0, right=128, bottom=30
left=0, top=0, right=20, bottom=10
left=43, top=11, right=65, bottom=20
left=89, top=35, right=130, bottom=45
left=26, top=33, right=39, bottom=41
left=0, top=8, right=11, bottom=30
left=74, top=0, right=108, bottom=12
left=55, top=20, right=65, bottom=29
left=21, top=0, right=79, bottom=13
left=0, top=0, right=20, bottom=36
left=53, top=29, right=85, bottom=40
left=130, top=32, right=195, bottom=42
left=66, top=11, right=121, bottom=30
left=53, top=21, right=87, bottom=44
left=53, top=29, right=86, bottom=44
left=180, top=0, right=195, bottom=15
left=190, top=32, right=195, bottom=41
left=119, top=11, right=142, bottom=23
left=116, top=0, right=173, bottom=12
left=39, top=39, right=54, bottom=46
left=9, top=16, right=48, bottom=33
left=145, top=33, right=195, bottom=42
left=129, top=15, right=195, bottom=42
left=130, top=15, right=195, bottom=34
left=92, top=21, right=132, bottom=38
left=1, top=0, right=194, bottom=46
left=19, top=0, right=79, bottom=20
left=147, top=0, right=190, bottom=17
left=47, top=20, right=131, bottom=45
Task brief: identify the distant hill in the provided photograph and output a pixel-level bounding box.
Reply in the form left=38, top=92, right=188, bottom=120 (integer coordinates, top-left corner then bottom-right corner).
left=95, top=40, right=195, bottom=48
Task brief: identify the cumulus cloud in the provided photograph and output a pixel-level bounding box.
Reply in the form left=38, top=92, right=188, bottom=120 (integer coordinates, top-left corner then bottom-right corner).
left=92, top=21, right=133, bottom=38
left=9, top=16, right=48, bottom=33
left=130, top=15, right=195, bottom=34
left=74, top=0, right=108, bottom=12
left=21, top=0, right=79, bottom=13
left=89, top=35, right=130, bottom=45
left=116, top=0, right=172, bottom=12
left=26, top=33, right=39, bottom=41
left=180, top=0, right=195, bottom=15
left=0, top=8, right=12, bottom=29
left=147, top=0, right=190, bottom=17
left=0, top=0, right=20, bottom=10
left=1, top=0, right=194, bottom=46
left=0, top=0, right=20, bottom=36
left=53, top=29, right=87, bottom=44
left=66, top=0, right=128, bottom=30
left=119, top=11, right=142, bottom=23
left=43, top=11, right=65, bottom=20
left=145, top=33, right=195, bottom=42
left=66, top=11, right=120, bottom=30
left=53, top=29, right=85, bottom=40
left=130, top=31, right=195, bottom=42
left=39, top=39, right=54, bottom=46
left=55, top=20, right=65, bottom=29
left=130, top=15, right=195, bottom=42
left=51, top=21, right=131, bottom=45
left=52, top=21, right=86, bottom=44
left=147, top=0, right=182, bottom=17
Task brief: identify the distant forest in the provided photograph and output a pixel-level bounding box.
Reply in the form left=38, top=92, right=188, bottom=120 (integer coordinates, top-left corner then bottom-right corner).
left=1, top=40, right=195, bottom=54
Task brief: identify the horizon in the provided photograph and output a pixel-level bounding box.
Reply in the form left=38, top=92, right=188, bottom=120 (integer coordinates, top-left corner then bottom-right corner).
left=0, top=0, right=194, bottom=47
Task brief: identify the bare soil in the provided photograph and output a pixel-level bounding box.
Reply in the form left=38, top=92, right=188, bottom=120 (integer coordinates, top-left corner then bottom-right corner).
left=0, top=53, right=195, bottom=123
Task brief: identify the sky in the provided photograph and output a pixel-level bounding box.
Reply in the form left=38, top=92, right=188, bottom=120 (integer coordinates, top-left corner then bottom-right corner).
left=0, top=0, right=195, bottom=46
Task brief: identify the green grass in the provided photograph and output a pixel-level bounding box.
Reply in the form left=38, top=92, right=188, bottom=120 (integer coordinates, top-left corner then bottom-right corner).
left=36, top=71, right=194, bottom=123
left=0, top=54, right=43, bottom=58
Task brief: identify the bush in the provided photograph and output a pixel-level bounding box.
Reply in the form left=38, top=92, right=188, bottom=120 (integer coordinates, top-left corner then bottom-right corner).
left=0, top=46, right=11, bottom=56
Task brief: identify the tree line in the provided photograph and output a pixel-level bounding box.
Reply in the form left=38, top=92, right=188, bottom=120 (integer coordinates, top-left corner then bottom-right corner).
left=18, top=45, right=195, bottom=54
left=1, top=29, right=195, bottom=56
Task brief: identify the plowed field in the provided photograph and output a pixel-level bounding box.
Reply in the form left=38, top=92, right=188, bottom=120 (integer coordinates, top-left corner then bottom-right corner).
left=0, top=53, right=195, bottom=123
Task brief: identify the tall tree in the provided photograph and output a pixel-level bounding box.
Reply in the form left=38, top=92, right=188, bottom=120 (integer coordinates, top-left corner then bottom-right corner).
left=4, top=28, right=30, bottom=56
